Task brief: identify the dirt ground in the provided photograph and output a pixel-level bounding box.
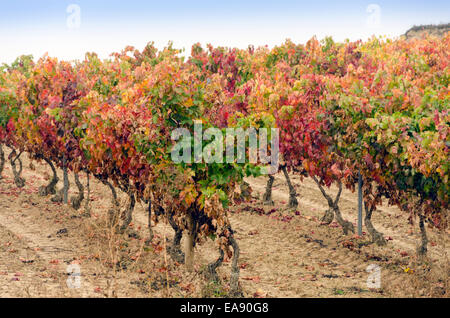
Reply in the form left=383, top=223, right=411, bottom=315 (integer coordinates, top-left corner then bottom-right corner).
left=0, top=152, right=448, bottom=298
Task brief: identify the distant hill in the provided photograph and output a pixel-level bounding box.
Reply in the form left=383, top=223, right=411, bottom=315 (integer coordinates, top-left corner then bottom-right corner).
left=404, top=23, right=450, bottom=39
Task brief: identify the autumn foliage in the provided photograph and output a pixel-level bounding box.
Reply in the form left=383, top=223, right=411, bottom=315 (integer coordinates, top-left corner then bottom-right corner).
left=0, top=34, right=448, bottom=268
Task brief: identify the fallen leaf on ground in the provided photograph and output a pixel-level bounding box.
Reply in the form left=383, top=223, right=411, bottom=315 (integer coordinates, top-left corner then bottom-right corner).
left=253, top=289, right=266, bottom=297
left=240, top=263, right=249, bottom=269
left=242, top=276, right=261, bottom=283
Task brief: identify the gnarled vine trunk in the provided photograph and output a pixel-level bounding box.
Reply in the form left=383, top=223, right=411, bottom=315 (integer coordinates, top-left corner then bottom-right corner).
left=229, top=231, right=243, bottom=297
left=10, top=151, right=25, bottom=188
left=167, top=213, right=185, bottom=263
left=0, top=144, right=5, bottom=179
left=71, top=172, right=84, bottom=210
left=281, top=165, right=298, bottom=208
left=62, top=157, right=69, bottom=204
left=205, top=248, right=224, bottom=283
left=98, top=178, right=120, bottom=226
left=321, top=209, right=334, bottom=225
left=52, top=159, right=70, bottom=203
left=145, top=199, right=153, bottom=244
left=313, top=177, right=354, bottom=235
left=38, top=157, right=59, bottom=196
left=184, top=212, right=196, bottom=272
left=120, top=191, right=135, bottom=233
left=52, top=173, right=69, bottom=203
left=262, top=174, right=275, bottom=205
left=84, top=172, right=91, bottom=216
left=364, top=204, right=387, bottom=246
left=417, top=215, right=428, bottom=257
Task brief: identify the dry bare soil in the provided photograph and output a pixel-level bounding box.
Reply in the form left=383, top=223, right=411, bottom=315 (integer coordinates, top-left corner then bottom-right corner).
left=0, top=152, right=448, bottom=298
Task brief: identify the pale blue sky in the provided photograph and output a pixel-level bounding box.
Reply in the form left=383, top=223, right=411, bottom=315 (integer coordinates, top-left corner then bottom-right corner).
left=1, top=0, right=449, bottom=63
